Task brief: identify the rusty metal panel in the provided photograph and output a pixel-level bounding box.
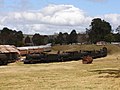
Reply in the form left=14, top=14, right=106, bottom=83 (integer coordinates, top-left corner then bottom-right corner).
left=0, top=45, right=20, bottom=54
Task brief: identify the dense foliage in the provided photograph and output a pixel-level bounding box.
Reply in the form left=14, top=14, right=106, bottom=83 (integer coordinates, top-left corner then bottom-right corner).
left=54, top=30, right=78, bottom=45
left=32, top=33, right=49, bottom=45
left=87, top=18, right=112, bottom=43
left=24, top=36, right=32, bottom=45
left=69, top=30, right=77, bottom=44
left=116, top=25, right=120, bottom=34
left=0, top=27, right=24, bottom=46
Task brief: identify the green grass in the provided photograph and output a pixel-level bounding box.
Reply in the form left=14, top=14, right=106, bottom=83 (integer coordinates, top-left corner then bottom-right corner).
left=0, top=44, right=120, bottom=90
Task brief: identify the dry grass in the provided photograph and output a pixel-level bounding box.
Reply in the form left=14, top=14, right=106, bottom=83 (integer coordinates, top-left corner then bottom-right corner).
left=0, top=44, right=120, bottom=90
left=52, top=44, right=120, bottom=54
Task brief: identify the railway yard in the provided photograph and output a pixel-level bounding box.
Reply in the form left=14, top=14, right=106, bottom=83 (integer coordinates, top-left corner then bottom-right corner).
left=0, top=44, right=120, bottom=90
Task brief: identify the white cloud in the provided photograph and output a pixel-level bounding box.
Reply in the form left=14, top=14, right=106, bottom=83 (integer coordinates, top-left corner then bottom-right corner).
left=0, top=4, right=120, bottom=35
left=0, top=4, right=92, bottom=34
left=103, top=14, right=120, bottom=28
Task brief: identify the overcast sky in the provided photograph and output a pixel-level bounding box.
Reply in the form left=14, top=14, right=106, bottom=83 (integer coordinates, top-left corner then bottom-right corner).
left=0, top=0, right=120, bottom=35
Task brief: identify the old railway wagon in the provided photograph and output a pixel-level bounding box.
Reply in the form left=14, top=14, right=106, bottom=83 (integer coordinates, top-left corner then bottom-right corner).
left=0, top=45, right=20, bottom=65
left=17, top=44, right=51, bottom=56
left=24, top=47, right=107, bottom=64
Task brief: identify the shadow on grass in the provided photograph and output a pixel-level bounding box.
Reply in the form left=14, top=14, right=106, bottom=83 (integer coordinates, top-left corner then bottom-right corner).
left=89, top=69, right=120, bottom=78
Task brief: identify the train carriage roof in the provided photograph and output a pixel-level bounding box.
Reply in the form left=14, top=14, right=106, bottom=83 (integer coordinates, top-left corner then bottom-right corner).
left=17, top=44, right=51, bottom=50
left=0, top=45, right=20, bottom=54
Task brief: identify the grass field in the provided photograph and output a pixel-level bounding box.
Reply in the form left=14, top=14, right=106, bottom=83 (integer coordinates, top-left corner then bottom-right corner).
left=0, top=44, right=120, bottom=90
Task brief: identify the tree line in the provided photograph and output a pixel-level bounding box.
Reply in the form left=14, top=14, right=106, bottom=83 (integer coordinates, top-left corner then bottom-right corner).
left=0, top=18, right=120, bottom=46
left=86, top=18, right=120, bottom=43
left=0, top=27, right=79, bottom=46
left=24, top=30, right=78, bottom=46
left=0, top=27, right=24, bottom=46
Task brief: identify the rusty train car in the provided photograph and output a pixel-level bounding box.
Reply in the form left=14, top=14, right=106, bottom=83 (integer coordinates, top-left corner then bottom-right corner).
left=0, top=45, right=20, bottom=65
left=24, top=47, right=107, bottom=64
left=17, top=44, right=51, bottom=56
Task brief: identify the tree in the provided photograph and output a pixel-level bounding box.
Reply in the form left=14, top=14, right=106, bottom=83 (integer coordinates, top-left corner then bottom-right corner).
left=0, top=27, right=13, bottom=44
left=48, top=37, right=55, bottom=45
left=55, top=32, right=62, bottom=45
left=104, top=33, right=115, bottom=43
left=114, top=33, right=120, bottom=42
left=14, top=31, right=24, bottom=46
left=87, top=18, right=112, bottom=43
left=63, top=32, right=69, bottom=44
left=77, top=33, right=89, bottom=44
left=69, top=30, right=78, bottom=44
left=24, top=36, right=31, bottom=45
left=32, top=33, right=44, bottom=45
left=116, top=25, right=120, bottom=34
left=43, top=35, right=49, bottom=45
left=0, top=27, right=24, bottom=46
